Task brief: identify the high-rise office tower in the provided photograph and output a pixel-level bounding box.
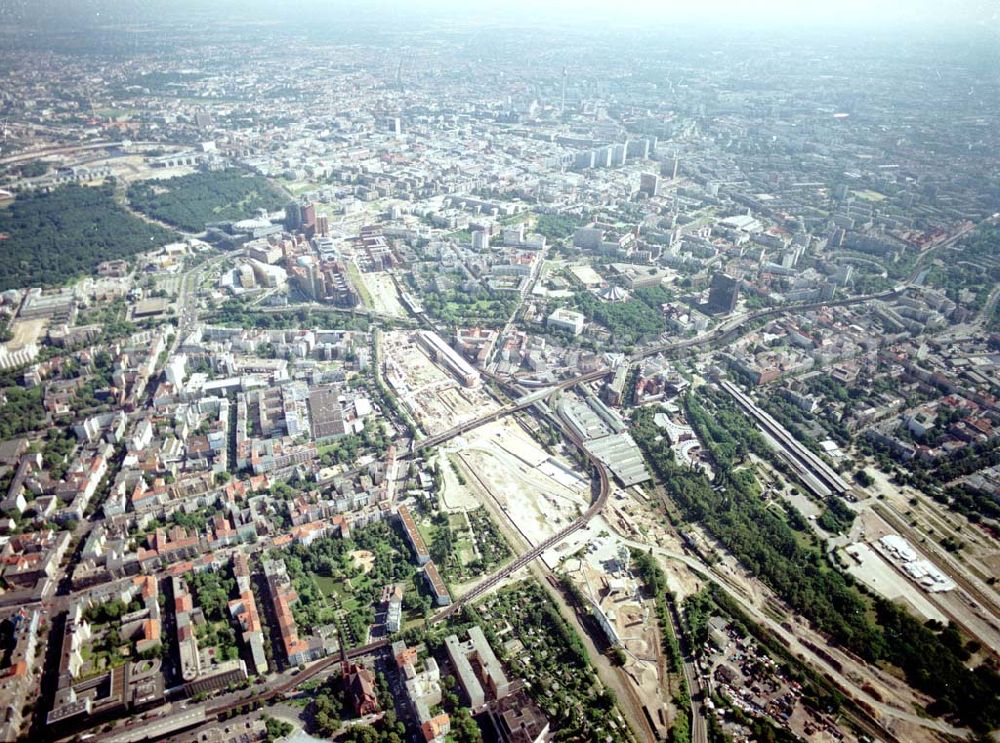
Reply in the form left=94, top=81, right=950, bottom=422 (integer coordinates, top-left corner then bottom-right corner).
left=639, top=173, right=659, bottom=198
left=285, top=201, right=302, bottom=230
left=300, top=202, right=316, bottom=230
left=706, top=273, right=739, bottom=315
left=471, top=230, right=490, bottom=251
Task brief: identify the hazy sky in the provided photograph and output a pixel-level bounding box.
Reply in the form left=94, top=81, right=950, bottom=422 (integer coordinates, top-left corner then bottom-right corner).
left=386, top=0, right=999, bottom=26
left=4, top=0, right=999, bottom=34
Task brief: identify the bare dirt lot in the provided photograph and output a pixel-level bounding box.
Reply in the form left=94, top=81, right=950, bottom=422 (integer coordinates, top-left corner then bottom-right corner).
left=350, top=549, right=375, bottom=574
left=567, top=542, right=677, bottom=739
left=841, top=540, right=947, bottom=623
left=864, top=458, right=1000, bottom=593
left=6, top=317, right=47, bottom=350
left=452, top=421, right=590, bottom=548
left=361, top=271, right=406, bottom=317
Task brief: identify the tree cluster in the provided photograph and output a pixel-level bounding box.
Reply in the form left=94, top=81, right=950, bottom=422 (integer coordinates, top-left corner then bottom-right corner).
left=419, top=285, right=517, bottom=326
left=631, top=395, right=1000, bottom=732
left=261, top=715, right=293, bottom=742
left=0, top=183, right=176, bottom=291
left=208, top=301, right=371, bottom=332
left=126, top=169, right=286, bottom=232
left=573, top=290, right=665, bottom=346
left=534, top=213, right=585, bottom=242
left=0, top=386, right=45, bottom=440
left=816, top=495, right=856, bottom=534
left=188, top=567, right=237, bottom=623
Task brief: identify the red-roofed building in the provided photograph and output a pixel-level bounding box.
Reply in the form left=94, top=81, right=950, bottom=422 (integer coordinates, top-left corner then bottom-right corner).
left=397, top=505, right=429, bottom=564
left=344, top=662, right=379, bottom=716
left=421, top=714, right=452, bottom=742
left=262, top=558, right=332, bottom=667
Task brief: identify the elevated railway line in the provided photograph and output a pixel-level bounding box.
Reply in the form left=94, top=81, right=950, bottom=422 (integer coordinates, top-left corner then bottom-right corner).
left=720, top=379, right=851, bottom=498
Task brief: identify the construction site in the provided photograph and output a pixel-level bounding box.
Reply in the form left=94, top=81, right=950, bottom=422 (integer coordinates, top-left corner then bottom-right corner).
left=380, top=329, right=497, bottom=435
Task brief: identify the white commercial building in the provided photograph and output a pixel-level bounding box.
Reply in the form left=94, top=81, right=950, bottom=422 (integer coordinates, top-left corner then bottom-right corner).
left=165, top=354, right=187, bottom=387
left=547, top=308, right=586, bottom=336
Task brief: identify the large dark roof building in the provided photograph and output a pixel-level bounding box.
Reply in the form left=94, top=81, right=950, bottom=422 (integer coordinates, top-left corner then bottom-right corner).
left=308, top=387, right=346, bottom=440
left=705, top=272, right=739, bottom=315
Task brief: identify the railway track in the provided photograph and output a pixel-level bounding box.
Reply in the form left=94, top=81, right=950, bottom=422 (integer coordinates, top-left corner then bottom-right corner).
left=129, top=222, right=996, bottom=734
left=188, top=265, right=965, bottom=730
left=196, top=373, right=614, bottom=722
left=0, top=139, right=181, bottom=166
left=202, top=636, right=391, bottom=717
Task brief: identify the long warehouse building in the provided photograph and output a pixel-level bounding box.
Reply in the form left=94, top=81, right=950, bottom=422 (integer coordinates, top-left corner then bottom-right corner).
left=417, top=330, right=480, bottom=388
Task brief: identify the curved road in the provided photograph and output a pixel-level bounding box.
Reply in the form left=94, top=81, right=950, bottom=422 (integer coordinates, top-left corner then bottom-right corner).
left=117, top=378, right=616, bottom=734
left=81, top=217, right=999, bottom=741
